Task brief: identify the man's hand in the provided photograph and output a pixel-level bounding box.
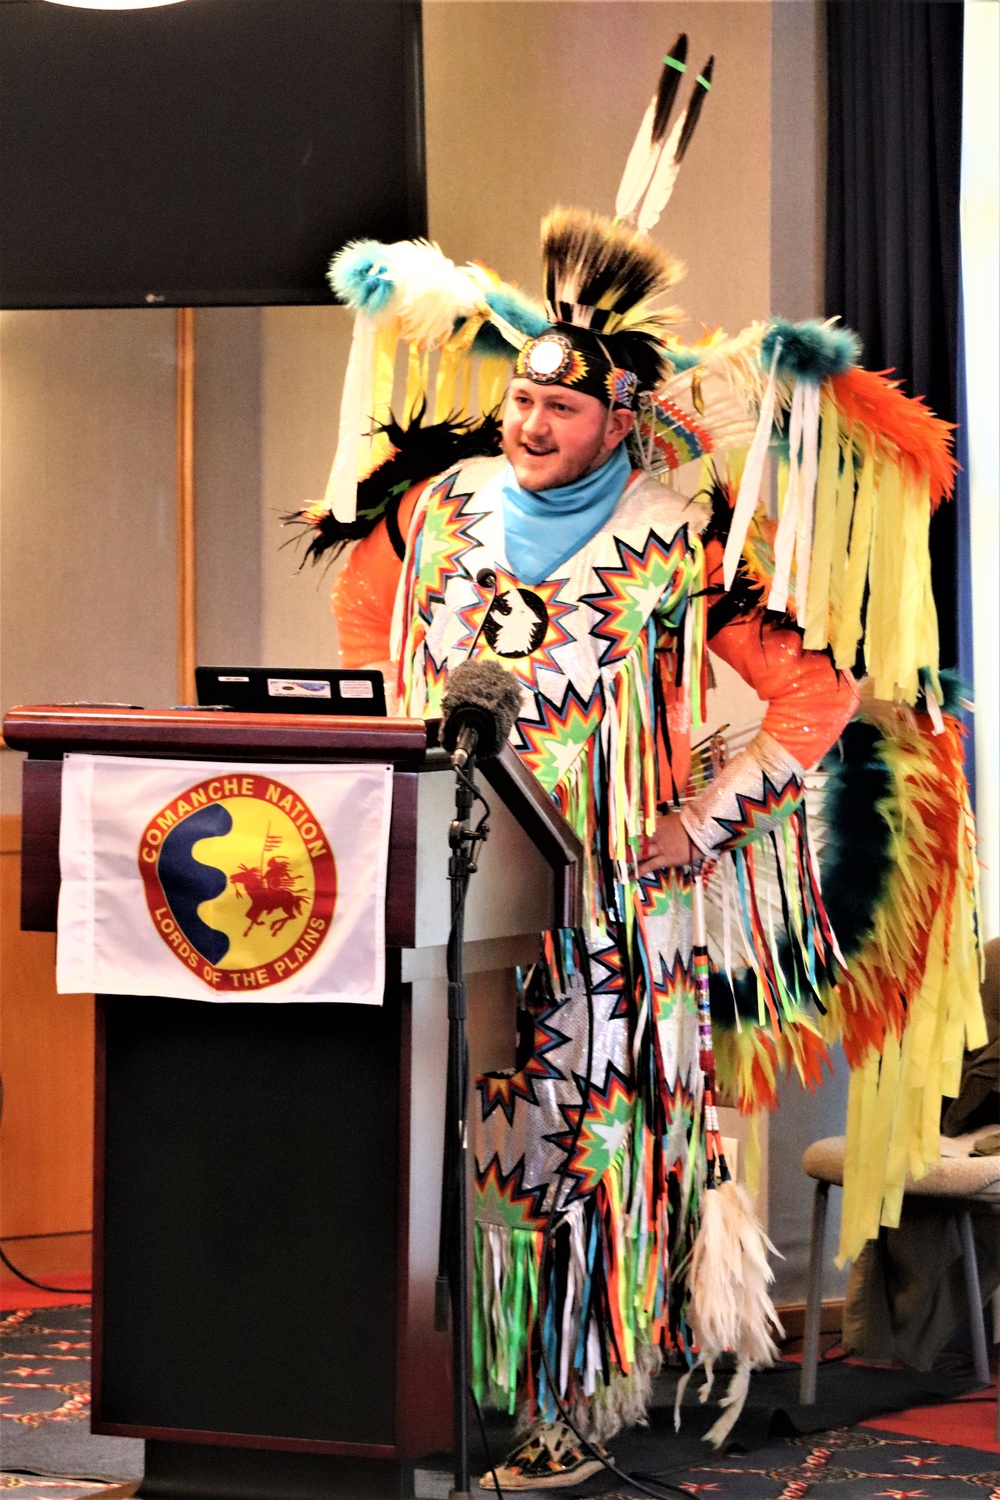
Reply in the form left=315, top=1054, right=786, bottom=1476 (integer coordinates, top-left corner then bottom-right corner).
left=637, top=812, right=695, bottom=876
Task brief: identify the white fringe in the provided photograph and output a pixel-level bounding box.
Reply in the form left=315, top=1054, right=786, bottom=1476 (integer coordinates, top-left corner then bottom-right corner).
left=569, top=1339, right=663, bottom=1445
left=675, top=1180, right=784, bottom=1448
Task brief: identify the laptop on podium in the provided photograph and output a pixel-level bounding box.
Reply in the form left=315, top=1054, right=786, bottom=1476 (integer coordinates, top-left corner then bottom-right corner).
left=195, top=666, right=386, bottom=717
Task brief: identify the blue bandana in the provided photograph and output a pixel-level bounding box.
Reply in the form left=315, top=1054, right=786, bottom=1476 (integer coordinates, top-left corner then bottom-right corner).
left=500, top=442, right=632, bottom=586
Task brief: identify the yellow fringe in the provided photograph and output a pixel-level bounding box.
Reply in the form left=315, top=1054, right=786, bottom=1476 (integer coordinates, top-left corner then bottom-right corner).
left=478, top=356, right=510, bottom=416
left=827, top=428, right=856, bottom=647
left=803, top=396, right=840, bottom=650
left=364, top=323, right=399, bottom=477
left=831, top=716, right=985, bottom=1264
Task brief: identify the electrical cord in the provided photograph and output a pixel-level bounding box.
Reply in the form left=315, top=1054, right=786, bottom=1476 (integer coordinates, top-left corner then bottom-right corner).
left=0, top=1242, right=91, bottom=1296
left=0, top=1084, right=91, bottom=1295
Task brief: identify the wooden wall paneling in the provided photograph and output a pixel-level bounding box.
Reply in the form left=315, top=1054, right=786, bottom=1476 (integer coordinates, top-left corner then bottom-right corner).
left=0, top=813, right=94, bottom=1247
left=19, top=758, right=62, bottom=931
left=176, top=307, right=196, bottom=707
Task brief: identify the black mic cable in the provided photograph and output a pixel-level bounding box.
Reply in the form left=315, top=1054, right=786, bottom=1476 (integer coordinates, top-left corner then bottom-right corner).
left=465, top=567, right=499, bottom=659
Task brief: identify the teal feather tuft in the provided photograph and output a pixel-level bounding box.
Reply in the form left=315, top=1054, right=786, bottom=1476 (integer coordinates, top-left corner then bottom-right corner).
left=480, top=283, right=549, bottom=344
left=328, top=239, right=396, bottom=315
left=471, top=320, right=521, bottom=359
left=762, top=318, right=861, bottom=384
left=662, top=344, right=701, bottom=373
left=922, top=667, right=969, bottom=719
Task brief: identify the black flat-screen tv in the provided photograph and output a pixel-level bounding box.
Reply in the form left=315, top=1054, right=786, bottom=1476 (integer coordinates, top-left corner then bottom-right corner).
left=0, top=0, right=426, bottom=309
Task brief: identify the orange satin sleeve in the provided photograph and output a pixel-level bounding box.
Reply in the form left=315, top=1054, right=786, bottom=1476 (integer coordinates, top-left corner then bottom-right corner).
left=330, top=485, right=423, bottom=668
left=703, top=535, right=859, bottom=768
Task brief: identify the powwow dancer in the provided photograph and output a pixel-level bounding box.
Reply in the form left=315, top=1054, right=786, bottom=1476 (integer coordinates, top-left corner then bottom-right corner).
left=288, top=40, right=980, bottom=1488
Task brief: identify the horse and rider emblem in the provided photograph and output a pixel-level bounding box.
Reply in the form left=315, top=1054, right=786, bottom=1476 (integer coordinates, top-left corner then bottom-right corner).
left=138, top=773, right=337, bottom=992
left=231, top=842, right=308, bottom=938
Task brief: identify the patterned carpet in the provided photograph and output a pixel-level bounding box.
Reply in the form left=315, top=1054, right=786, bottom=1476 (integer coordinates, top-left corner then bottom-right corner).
left=646, top=1424, right=1000, bottom=1497
left=1, top=1306, right=90, bottom=1430
left=0, top=1305, right=141, bottom=1499
left=0, top=1482, right=137, bottom=1499
left=2, top=1299, right=996, bottom=1497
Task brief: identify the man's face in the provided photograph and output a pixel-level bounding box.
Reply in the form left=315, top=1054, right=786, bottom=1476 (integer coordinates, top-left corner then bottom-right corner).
left=502, top=378, right=634, bottom=492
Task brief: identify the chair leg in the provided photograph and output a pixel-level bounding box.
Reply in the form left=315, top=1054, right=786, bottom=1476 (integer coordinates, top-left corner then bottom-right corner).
left=799, top=1179, right=830, bottom=1406
left=957, top=1207, right=991, bottom=1387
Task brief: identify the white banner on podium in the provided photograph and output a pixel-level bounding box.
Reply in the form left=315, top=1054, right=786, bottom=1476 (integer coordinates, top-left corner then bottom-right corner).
left=57, top=754, right=393, bottom=1004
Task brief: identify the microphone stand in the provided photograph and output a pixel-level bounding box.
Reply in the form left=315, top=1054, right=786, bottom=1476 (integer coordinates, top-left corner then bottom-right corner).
left=436, top=751, right=491, bottom=1500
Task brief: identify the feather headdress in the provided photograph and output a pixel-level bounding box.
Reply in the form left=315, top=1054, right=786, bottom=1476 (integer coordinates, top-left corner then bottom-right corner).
left=615, top=35, right=715, bottom=233
left=541, top=206, right=683, bottom=333
left=540, top=207, right=683, bottom=389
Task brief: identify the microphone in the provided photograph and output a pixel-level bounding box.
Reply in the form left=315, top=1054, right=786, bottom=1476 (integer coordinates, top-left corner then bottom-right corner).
left=440, top=659, right=524, bottom=771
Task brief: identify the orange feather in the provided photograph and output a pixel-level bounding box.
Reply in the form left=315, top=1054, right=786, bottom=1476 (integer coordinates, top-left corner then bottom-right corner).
left=829, top=367, right=957, bottom=509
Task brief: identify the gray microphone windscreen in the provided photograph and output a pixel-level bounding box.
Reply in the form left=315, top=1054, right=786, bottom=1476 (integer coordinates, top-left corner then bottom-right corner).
left=441, top=659, right=523, bottom=757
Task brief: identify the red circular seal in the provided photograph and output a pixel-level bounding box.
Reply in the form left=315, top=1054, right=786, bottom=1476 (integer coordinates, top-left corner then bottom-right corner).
left=138, top=772, right=336, bottom=993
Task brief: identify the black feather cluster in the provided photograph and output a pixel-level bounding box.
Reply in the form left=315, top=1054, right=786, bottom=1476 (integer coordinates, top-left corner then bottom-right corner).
left=542, top=208, right=681, bottom=325
left=816, top=720, right=894, bottom=960
left=283, top=407, right=503, bottom=568
left=540, top=208, right=683, bottom=394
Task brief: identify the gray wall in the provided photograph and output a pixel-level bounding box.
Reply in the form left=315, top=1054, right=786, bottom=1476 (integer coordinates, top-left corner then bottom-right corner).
left=1, top=309, right=176, bottom=813
left=0, top=307, right=266, bottom=813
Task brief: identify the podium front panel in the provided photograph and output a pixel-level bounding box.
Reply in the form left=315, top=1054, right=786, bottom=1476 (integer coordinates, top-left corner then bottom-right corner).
left=94, top=993, right=401, bottom=1450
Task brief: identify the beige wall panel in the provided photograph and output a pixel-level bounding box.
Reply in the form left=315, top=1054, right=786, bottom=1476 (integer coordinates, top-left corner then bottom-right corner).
left=770, top=0, right=826, bottom=318
left=424, top=1, right=773, bottom=341
left=259, top=305, right=354, bottom=666
left=193, top=307, right=264, bottom=669
left=0, top=308, right=177, bottom=813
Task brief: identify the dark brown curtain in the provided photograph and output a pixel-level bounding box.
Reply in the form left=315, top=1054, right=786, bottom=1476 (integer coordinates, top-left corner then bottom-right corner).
left=825, top=0, right=964, bottom=668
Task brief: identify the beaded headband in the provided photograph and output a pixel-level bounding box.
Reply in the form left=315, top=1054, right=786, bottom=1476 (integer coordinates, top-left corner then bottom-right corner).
left=514, top=329, right=640, bottom=410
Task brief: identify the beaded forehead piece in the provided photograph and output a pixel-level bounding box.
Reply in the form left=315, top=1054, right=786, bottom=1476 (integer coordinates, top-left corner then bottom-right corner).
left=509, top=206, right=685, bottom=408
left=514, top=329, right=641, bottom=410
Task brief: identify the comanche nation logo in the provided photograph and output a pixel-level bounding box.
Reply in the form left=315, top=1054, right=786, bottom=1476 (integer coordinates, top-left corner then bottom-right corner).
left=138, top=774, right=336, bottom=992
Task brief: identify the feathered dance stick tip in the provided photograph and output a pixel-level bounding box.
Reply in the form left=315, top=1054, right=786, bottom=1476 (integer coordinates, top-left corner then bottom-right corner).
left=675, top=1179, right=783, bottom=1448
left=615, top=35, right=689, bottom=222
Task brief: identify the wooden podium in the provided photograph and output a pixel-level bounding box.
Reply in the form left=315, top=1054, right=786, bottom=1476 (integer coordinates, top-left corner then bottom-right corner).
left=4, top=707, right=582, bottom=1500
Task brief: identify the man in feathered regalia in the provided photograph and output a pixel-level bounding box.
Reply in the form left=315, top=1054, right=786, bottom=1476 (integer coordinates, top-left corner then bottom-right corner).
left=289, top=41, right=982, bottom=1488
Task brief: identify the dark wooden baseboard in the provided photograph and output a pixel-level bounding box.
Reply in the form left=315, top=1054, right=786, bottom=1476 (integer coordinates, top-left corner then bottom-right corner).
left=776, top=1299, right=845, bottom=1340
